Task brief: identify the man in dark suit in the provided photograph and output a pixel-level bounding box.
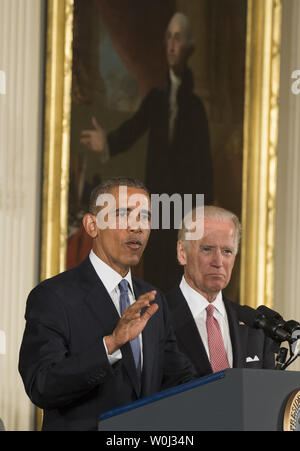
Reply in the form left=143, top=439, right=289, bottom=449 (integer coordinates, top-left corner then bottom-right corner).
left=166, top=205, right=277, bottom=377
left=80, top=13, right=213, bottom=292
left=18, top=177, right=196, bottom=431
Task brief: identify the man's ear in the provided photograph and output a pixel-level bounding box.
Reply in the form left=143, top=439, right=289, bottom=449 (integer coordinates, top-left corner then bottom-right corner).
left=82, top=213, right=98, bottom=238
left=177, top=240, right=187, bottom=266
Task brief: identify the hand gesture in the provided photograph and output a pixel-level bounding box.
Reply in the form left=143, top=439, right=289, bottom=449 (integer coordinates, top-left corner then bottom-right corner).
left=105, top=291, right=158, bottom=354
left=80, top=116, right=106, bottom=152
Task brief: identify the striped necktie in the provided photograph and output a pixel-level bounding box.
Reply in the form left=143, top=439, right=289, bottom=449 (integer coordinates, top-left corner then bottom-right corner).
left=206, top=304, right=229, bottom=373
left=119, top=279, right=141, bottom=371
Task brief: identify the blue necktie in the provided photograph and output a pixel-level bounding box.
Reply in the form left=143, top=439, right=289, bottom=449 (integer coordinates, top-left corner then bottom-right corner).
left=119, top=279, right=141, bottom=371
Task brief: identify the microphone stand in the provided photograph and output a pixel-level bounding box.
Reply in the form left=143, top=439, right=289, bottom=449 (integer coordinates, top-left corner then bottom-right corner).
left=254, top=311, right=300, bottom=370
left=275, top=338, right=300, bottom=370
left=275, top=347, right=288, bottom=370
left=281, top=338, right=300, bottom=370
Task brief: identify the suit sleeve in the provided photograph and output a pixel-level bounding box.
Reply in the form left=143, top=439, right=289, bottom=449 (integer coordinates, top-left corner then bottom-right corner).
left=18, top=285, right=113, bottom=410
left=107, top=91, right=152, bottom=157
left=159, top=293, right=198, bottom=390
left=263, top=336, right=279, bottom=369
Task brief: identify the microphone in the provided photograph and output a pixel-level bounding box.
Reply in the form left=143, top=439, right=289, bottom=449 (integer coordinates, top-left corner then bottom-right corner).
left=238, top=305, right=293, bottom=343
left=258, top=307, right=300, bottom=350
left=239, top=305, right=300, bottom=369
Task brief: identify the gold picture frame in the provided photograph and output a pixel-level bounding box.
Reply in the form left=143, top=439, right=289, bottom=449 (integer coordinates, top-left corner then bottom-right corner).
left=38, top=0, right=282, bottom=431
left=41, top=0, right=74, bottom=283
left=241, top=0, right=282, bottom=309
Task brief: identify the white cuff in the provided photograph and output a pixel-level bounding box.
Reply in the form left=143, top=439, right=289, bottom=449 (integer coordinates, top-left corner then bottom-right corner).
left=103, top=336, right=122, bottom=365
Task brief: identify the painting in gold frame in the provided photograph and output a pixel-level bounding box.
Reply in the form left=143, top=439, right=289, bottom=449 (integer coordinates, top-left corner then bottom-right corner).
left=41, top=0, right=282, bottom=309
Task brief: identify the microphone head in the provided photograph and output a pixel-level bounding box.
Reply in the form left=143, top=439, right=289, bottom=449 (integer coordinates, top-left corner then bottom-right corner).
left=283, top=320, right=300, bottom=336
left=256, top=305, right=284, bottom=323
left=239, top=305, right=292, bottom=343
left=238, top=305, right=258, bottom=328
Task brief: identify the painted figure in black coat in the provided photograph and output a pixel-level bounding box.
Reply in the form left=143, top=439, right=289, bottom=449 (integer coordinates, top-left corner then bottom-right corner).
left=81, top=13, right=213, bottom=291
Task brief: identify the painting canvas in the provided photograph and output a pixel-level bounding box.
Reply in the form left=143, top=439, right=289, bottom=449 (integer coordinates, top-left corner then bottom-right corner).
left=66, top=0, right=247, bottom=301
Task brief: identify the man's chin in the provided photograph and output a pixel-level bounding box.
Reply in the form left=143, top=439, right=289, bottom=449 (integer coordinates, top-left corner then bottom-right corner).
left=123, top=254, right=142, bottom=267
left=207, top=282, right=226, bottom=294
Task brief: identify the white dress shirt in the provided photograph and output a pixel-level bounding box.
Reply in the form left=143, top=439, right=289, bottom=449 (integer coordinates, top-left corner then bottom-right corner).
left=179, top=276, right=233, bottom=367
left=89, top=250, right=143, bottom=365
left=169, top=69, right=181, bottom=140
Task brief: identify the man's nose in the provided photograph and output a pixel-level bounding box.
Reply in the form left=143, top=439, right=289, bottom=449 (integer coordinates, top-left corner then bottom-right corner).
left=127, top=215, right=144, bottom=233
left=168, top=37, right=175, bottom=51
left=211, top=249, right=223, bottom=267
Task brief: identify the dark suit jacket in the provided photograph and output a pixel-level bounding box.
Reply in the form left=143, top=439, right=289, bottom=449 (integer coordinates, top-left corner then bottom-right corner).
left=166, top=286, right=277, bottom=377
left=18, top=258, right=196, bottom=431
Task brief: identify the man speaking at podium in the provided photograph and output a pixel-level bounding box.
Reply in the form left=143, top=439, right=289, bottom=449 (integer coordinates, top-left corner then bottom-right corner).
left=167, top=206, right=277, bottom=377
left=18, top=178, right=196, bottom=431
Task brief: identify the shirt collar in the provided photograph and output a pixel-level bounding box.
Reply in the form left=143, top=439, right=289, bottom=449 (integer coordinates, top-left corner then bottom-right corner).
left=179, top=276, right=226, bottom=318
left=89, top=250, right=134, bottom=295
left=169, top=69, right=181, bottom=88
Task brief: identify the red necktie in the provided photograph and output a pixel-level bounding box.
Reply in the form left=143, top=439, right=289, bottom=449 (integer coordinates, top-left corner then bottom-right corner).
left=206, top=304, right=230, bottom=373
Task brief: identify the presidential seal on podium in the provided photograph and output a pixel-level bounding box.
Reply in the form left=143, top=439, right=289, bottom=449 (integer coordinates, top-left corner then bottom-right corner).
left=283, top=389, right=300, bottom=431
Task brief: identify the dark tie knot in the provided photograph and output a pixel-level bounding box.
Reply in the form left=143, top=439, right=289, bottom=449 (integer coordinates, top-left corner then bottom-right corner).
left=206, top=304, right=215, bottom=317
left=119, top=279, right=129, bottom=294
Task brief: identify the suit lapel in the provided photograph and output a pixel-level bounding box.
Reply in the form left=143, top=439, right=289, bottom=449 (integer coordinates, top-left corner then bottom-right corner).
left=223, top=297, right=248, bottom=368
left=168, top=287, right=212, bottom=376
left=77, top=257, right=120, bottom=334
left=168, top=288, right=251, bottom=374
left=76, top=257, right=141, bottom=397
left=132, top=279, right=156, bottom=396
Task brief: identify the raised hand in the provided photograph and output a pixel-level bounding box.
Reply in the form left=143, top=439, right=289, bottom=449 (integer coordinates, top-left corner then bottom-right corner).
left=80, top=116, right=106, bottom=152
left=105, top=291, right=158, bottom=354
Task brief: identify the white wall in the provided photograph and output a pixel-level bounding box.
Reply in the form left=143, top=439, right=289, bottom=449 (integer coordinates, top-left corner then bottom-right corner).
left=274, top=0, right=300, bottom=371
left=0, top=0, right=45, bottom=430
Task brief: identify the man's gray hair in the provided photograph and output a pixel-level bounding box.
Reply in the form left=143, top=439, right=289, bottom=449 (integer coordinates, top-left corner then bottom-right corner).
left=88, top=176, right=149, bottom=215
left=178, top=205, right=242, bottom=253
left=167, top=12, right=195, bottom=50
